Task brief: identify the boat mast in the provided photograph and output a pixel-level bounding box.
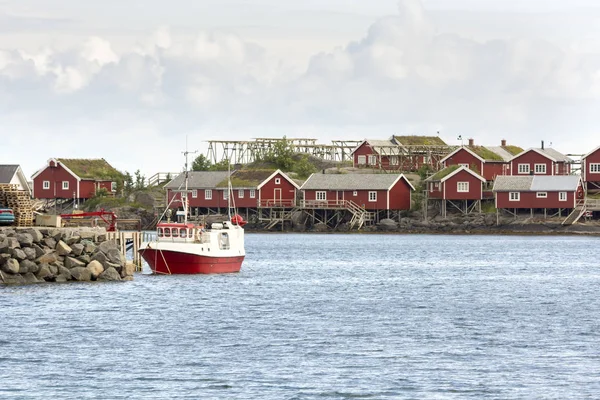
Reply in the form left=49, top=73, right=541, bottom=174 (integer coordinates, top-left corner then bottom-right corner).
left=182, top=137, right=197, bottom=225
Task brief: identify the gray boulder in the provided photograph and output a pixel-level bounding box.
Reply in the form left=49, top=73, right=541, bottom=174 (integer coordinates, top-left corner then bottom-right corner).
left=36, top=253, right=58, bottom=265
left=23, top=247, right=37, bottom=261
left=19, top=260, right=39, bottom=274
left=98, top=267, right=121, bottom=281
left=0, top=253, right=10, bottom=266
left=1, top=258, right=20, bottom=274
left=82, top=240, right=96, bottom=254
left=66, top=235, right=81, bottom=246
left=32, top=244, right=45, bottom=259
left=98, top=240, right=118, bottom=255
left=0, top=270, right=25, bottom=284
left=86, top=260, right=104, bottom=280
left=36, top=264, right=54, bottom=281
left=65, top=256, right=86, bottom=269
left=56, top=240, right=72, bottom=256
left=22, top=272, right=39, bottom=284
left=70, top=266, right=92, bottom=281
left=16, top=233, right=33, bottom=247
left=71, top=243, right=85, bottom=256
left=57, top=265, right=71, bottom=281
left=9, top=248, right=27, bottom=261
left=42, top=237, right=57, bottom=250
left=25, top=228, right=44, bottom=243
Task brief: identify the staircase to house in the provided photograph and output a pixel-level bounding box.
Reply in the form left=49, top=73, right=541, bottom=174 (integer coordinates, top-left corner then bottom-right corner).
left=264, top=207, right=302, bottom=230
left=345, top=200, right=369, bottom=230
left=561, top=198, right=600, bottom=225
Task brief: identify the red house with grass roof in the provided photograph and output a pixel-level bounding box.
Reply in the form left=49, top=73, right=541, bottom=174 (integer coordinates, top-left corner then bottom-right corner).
left=424, top=165, right=487, bottom=218
left=352, top=135, right=450, bottom=171
left=32, top=158, right=123, bottom=200
left=441, top=139, right=523, bottom=182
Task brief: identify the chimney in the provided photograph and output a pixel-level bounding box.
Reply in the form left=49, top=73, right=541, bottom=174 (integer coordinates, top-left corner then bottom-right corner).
left=468, top=138, right=474, bottom=146
left=501, top=139, right=506, bottom=146
left=541, top=140, right=544, bottom=150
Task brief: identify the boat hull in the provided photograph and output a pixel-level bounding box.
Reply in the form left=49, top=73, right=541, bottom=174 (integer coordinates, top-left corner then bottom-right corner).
left=140, top=249, right=244, bottom=274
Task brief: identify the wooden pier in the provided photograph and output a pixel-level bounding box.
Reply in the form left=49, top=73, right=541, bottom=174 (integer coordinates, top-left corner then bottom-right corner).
left=107, top=231, right=144, bottom=271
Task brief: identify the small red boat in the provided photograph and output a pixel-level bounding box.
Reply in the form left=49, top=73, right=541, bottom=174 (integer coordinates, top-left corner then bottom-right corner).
left=139, top=147, right=246, bottom=274
left=139, top=219, right=246, bottom=274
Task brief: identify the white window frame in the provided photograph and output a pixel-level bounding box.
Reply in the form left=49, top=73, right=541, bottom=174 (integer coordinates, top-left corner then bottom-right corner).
left=389, top=156, right=399, bottom=166
left=353, top=190, right=358, bottom=196
left=459, top=163, right=470, bottom=169
left=559, top=192, right=567, bottom=201
left=238, top=189, right=244, bottom=198
left=368, top=155, right=377, bottom=165
left=555, top=164, right=559, bottom=174
left=316, top=191, right=326, bottom=201
left=223, top=190, right=229, bottom=200
left=191, top=189, right=197, bottom=198
left=43, top=181, right=50, bottom=190
left=62, top=181, right=69, bottom=190
left=368, top=191, right=377, bottom=202
left=509, top=192, right=520, bottom=201
left=534, top=163, right=546, bottom=174
left=205, top=189, right=212, bottom=200
left=249, top=189, right=256, bottom=198
left=590, top=163, right=600, bottom=173
left=536, top=192, right=547, bottom=198
left=457, top=182, right=469, bottom=192
left=275, top=178, right=281, bottom=185
left=357, top=155, right=366, bottom=165
left=518, top=164, right=530, bottom=174
left=111, top=182, right=117, bottom=192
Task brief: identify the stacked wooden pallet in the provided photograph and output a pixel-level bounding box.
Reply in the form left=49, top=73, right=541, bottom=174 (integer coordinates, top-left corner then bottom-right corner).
left=0, top=184, right=34, bottom=227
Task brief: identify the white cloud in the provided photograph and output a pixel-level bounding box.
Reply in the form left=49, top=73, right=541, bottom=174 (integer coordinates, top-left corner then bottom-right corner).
left=2, top=0, right=600, bottom=178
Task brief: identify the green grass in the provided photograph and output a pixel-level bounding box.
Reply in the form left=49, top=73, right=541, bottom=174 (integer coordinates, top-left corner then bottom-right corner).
left=469, top=146, right=504, bottom=161
left=503, top=145, right=524, bottom=155
left=394, top=135, right=447, bottom=146
left=428, top=165, right=460, bottom=181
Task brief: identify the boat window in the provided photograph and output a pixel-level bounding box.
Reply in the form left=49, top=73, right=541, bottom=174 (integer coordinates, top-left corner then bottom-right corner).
left=157, top=228, right=163, bottom=237
left=188, top=229, right=194, bottom=238
left=180, top=228, right=187, bottom=237
left=172, top=228, right=179, bottom=237
left=164, top=228, right=171, bottom=238
left=219, top=232, right=230, bottom=250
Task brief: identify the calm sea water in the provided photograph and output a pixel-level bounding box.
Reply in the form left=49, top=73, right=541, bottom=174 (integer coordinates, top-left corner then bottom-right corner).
left=2, top=234, right=600, bottom=399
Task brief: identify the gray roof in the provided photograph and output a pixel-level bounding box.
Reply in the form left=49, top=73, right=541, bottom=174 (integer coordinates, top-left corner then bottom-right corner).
left=0, top=165, right=18, bottom=184
left=485, top=146, right=514, bottom=162
left=537, top=148, right=573, bottom=163
left=165, top=171, right=231, bottom=189
left=301, top=173, right=407, bottom=191
left=493, top=175, right=580, bottom=192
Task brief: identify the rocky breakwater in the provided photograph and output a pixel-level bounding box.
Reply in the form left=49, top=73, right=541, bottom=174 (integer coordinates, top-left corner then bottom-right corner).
left=0, top=227, right=135, bottom=285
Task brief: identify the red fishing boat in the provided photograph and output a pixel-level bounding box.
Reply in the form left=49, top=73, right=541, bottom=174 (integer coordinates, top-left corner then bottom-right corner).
left=139, top=148, right=246, bottom=274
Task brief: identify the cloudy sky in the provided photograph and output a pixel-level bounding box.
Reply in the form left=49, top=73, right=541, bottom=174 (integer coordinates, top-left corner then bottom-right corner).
left=2, top=0, right=600, bottom=178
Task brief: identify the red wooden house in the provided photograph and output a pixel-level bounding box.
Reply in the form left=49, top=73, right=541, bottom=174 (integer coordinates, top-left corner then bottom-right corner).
left=441, top=139, right=522, bottom=182
left=299, top=173, right=415, bottom=211
left=493, top=175, right=584, bottom=214
left=31, top=158, right=122, bottom=200
left=509, top=146, right=572, bottom=176
left=351, top=136, right=449, bottom=171
left=582, top=145, right=600, bottom=191
left=166, top=169, right=299, bottom=214
left=425, top=165, right=486, bottom=217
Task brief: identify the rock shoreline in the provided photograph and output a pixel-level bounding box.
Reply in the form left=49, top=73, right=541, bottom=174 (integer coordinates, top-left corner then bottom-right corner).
left=0, top=227, right=134, bottom=285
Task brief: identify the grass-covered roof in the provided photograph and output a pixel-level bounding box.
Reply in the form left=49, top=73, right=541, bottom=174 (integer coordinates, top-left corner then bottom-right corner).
left=468, top=146, right=505, bottom=161
left=394, top=135, right=447, bottom=146
left=58, top=158, right=123, bottom=180
left=216, top=169, right=276, bottom=188
left=502, top=145, right=524, bottom=156
left=428, top=165, right=460, bottom=181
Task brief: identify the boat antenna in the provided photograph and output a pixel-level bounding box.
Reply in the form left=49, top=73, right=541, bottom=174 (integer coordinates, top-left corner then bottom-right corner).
left=182, top=137, right=197, bottom=225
